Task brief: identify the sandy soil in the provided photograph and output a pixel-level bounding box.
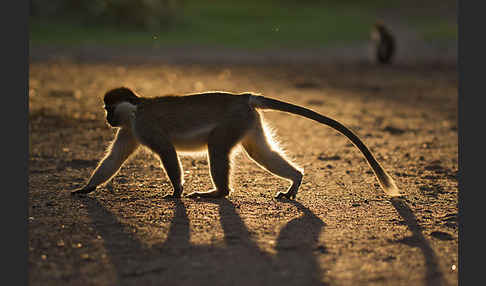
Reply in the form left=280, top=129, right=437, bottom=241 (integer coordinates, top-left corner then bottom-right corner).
left=28, top=59, right=458, bottom=285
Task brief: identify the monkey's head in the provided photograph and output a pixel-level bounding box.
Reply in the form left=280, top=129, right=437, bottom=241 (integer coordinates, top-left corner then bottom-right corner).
left=103, top=87, right=140, bottom=127
left=373, top=20, right=392, bottom=36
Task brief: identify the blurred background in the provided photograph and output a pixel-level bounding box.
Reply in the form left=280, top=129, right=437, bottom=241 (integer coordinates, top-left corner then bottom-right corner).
left=29, top=0, right=457, bottom=64
left=28, top=3, right=459, bottom=285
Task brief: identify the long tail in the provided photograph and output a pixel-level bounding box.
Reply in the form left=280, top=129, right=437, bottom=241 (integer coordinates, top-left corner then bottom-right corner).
left=249, top=95, right=403, bottom=197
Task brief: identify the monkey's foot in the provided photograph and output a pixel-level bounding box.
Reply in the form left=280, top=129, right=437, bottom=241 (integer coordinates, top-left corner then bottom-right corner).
left=275, top=190, right=297, bottom=200
left=185, top=189, right=229, bottom=199
left=71, top=186, right=97, bottom=196
left=275, top=179, right=301, bottom=200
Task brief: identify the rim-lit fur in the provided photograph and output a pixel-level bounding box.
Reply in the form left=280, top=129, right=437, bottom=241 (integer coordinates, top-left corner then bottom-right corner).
left=74, top=87, right=402, bottom=199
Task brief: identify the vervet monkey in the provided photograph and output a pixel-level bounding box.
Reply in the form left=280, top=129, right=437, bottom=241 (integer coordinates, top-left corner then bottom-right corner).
left=371, top=21, right=396, bottom=64
left=71, top=87, right=403, bottom=199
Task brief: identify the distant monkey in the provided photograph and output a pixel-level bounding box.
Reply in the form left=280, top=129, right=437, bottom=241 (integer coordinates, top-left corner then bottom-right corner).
left=71, top=87, right=403, bottom=199
left=371, top=21, right=396, bottom=64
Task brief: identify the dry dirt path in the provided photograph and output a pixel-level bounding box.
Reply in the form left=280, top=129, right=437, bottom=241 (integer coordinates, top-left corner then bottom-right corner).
left=29, top=61, right=457, bottom=285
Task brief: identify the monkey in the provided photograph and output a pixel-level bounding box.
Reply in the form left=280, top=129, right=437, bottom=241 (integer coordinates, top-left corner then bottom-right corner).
left=371, top=20, right=396, bottom=64
left=71, top=87, right=403, bottom=199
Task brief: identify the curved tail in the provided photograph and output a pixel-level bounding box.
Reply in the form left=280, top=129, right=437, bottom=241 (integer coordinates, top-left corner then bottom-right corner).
left=249, top=95, right=403, bottom=197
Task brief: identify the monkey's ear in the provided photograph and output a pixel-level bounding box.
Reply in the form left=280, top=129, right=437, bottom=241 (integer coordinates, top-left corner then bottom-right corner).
left=104, top=87, right=141, bottom=105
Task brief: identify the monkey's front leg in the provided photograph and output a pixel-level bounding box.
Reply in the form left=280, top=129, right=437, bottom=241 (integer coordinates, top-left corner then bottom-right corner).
left=71, top=128, right=139, bottom=196
left=151, top=143, right=184, bottom=199
left=71, top=155, right=127, bottom=196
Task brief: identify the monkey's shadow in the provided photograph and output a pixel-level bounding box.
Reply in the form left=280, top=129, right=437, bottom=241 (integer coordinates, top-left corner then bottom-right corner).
left=82, top=196, right=327, bottom=286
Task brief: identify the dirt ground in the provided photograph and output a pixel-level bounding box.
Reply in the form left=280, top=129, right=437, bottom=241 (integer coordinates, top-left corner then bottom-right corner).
left=28, top=58, right=458, bottom=286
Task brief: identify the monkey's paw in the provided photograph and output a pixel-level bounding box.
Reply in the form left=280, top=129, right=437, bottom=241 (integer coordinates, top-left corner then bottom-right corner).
left=71, top=185, right=96, bottom=196
left=185, top=189, right=229, bottom=199
left=275, top=191, right=297, bottom=200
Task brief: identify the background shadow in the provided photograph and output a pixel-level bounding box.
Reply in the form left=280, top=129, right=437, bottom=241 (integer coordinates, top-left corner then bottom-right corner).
left=83, top=197, right=326, bottom=286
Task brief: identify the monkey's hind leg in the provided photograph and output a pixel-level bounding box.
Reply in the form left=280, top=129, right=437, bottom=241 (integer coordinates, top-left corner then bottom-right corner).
left=186, top=123, right=248, bottom=199
left=241, top=122, right=303, bottom=200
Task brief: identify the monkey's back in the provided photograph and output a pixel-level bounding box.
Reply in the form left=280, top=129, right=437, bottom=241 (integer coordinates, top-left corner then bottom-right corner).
left=134, top=92, right=256, bottom=149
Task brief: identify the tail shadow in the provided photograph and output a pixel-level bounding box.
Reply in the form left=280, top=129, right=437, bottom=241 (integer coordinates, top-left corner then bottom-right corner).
left=390, top=198, right=448, bottom=286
